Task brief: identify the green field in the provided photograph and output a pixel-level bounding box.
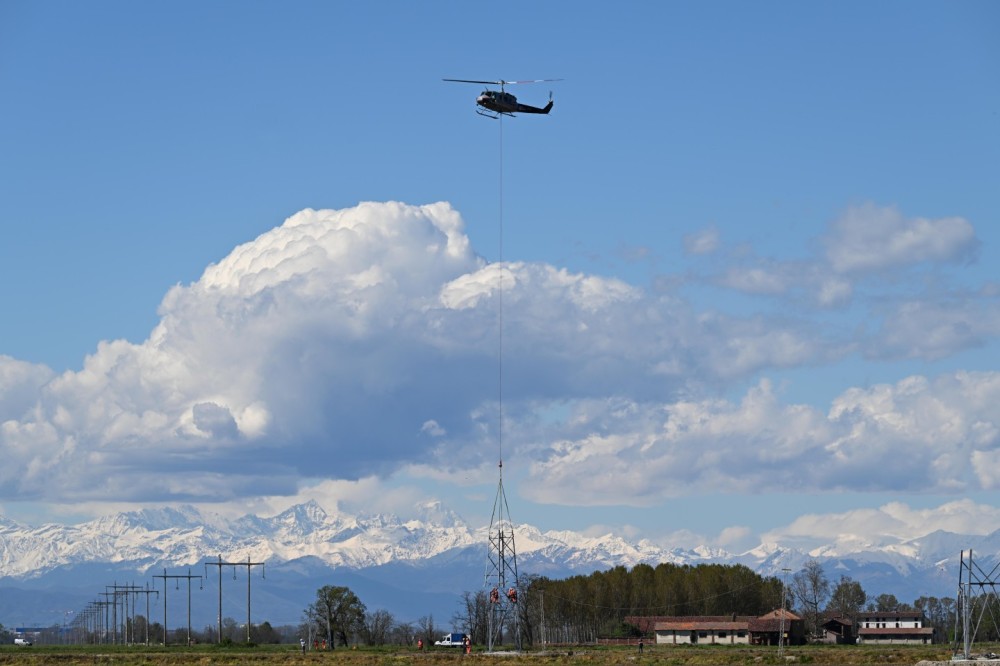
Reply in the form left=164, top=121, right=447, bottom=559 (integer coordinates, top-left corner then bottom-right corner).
left=0, top=643, right=966, bottom=666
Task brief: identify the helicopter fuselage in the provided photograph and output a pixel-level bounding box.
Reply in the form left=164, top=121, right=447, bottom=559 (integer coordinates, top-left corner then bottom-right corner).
left=477, top=89, right=553, bottom=117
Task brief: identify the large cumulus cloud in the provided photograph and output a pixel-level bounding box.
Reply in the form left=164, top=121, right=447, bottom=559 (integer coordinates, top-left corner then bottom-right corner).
left=0, top=202, right=832, bottom=505
left=0, top=201, right=995, bottom=511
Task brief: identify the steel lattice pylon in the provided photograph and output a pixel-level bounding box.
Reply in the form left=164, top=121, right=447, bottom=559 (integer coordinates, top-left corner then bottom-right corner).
left=954, top=549, right=1000, bottom=660
left=484, top=461, right=520, bottom=652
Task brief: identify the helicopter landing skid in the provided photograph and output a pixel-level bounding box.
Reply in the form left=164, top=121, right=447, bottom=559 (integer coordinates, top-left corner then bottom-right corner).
left=476, top=108, right=513, bottom=119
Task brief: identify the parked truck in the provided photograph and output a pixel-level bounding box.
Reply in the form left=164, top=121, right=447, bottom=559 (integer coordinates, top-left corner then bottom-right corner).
left=434, top=633, right=466, bottom=647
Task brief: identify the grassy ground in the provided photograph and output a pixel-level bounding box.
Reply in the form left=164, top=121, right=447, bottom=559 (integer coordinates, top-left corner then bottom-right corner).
left=0, top=643, right=970, bottom=666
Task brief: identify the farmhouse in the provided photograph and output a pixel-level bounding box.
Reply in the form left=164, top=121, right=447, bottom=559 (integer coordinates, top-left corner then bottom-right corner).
left=652, top=616, right=752, bottom=645
left=817, top=614, right=854, bottom=644
left=626, top=609, right=804, bottom=646
left=856, top=610, right=933, bottom=645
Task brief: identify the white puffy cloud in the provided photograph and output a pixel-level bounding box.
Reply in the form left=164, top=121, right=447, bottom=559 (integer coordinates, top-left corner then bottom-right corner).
left=0, top=356, right=54, bottom=422
left=0, top=202, right=841, bottom=506
left=524, top=371, right=1000, bottom=504
left=1, top=200, right=994, bottom=514
left=824, top=203, right=978, bottom=274
left=1, top=202, right=488, bottom=503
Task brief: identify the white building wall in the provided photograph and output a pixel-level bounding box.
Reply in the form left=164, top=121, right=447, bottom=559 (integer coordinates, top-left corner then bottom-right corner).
left=859, top=615, right=922, bottom=629
left=654, top=630, right=750, bottom=645
left=655, top=630, right=693, bottom=644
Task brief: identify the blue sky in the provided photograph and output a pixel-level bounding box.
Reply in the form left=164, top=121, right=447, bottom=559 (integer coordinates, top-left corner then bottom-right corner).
left=1, top=1, right=999, bottom=553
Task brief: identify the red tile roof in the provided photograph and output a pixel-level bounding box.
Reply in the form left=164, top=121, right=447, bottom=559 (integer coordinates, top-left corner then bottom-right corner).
left=655, top=621, right=747, bottom=631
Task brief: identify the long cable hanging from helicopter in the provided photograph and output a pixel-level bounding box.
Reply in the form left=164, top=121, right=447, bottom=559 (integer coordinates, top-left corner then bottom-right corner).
left=499, top=107, right=504, bottom=470
left=441, top=77, right=561, bottom=468
left=444, top=76, right=561, bottom=651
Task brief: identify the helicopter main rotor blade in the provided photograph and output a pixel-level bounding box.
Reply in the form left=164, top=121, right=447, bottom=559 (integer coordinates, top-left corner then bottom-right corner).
left=442, top=78, right=502, bottom=85
left=443, top=78, right=563, bottom=85
left=504, top=79, right=564, bottom=84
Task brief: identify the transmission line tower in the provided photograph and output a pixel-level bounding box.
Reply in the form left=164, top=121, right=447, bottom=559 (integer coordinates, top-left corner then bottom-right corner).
left=484, top=459, right=521, bottom=651
left=954, top=549, right=1000, bottom=659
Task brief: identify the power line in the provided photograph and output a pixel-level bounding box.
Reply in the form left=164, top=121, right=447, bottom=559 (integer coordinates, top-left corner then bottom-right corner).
left=204, top=554, right=265, bottom=644
left=153, top=568, right=202, bottom=646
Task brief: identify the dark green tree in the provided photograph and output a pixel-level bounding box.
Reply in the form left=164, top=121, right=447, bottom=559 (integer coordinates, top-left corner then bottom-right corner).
left=870, top=593, right=900, bottom=612
left=251, top=620, right=281, bottom=644
left=305, top=585, right=366, bottom=648
left=827, top=575, right=867, bottom=626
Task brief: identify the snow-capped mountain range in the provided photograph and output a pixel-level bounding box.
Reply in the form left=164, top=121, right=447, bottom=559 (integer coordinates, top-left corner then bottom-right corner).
left=0, top=500, right=986, bottom=628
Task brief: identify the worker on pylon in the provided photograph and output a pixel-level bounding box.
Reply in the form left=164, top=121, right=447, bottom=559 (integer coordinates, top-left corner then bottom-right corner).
left=490, top=587, right=499, bottom=603
left=507, top=587, right=517, bottom=603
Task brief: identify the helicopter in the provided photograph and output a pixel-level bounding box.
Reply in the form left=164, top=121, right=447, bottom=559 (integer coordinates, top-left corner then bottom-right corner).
left=443, top=78, right=561, bottom=118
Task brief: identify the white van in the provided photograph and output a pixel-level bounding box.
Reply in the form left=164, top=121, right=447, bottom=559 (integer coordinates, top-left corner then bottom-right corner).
left=14, top=637, right=32, bottom=646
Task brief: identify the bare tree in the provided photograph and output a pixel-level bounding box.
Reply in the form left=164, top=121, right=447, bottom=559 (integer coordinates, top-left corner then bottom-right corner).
left=452, top=590, right=489, bottom=645
left=793, top=559, right=830, bottom=640
left=416, top=614, right=436, bottom=646
left=362, top=609, right=395, bottom=646
left=392, top=621, right=415, bottom=646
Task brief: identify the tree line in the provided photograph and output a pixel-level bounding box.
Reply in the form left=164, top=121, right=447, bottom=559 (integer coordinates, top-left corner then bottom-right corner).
left=55, top=563, right=962, bottom=648
left=299, top=561, right=964, bottom=648
left=518, top=563, right=785, bottom=643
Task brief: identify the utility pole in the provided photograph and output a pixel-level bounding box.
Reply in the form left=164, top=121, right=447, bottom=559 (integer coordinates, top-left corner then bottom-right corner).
left=93, top=598, right=111, bottom=644
left=133, top=582, right=159, bottom=645
left=154, top=568, right=203, bottom=645
left=540, top=587, right=545, bottom=649
left=779, top=567, right=791, bottom=656
left=100, top=590, right=118, bottom=644
left=108, top=582, right=146, bottom=644
left=204, top=554, right=265, bottom=643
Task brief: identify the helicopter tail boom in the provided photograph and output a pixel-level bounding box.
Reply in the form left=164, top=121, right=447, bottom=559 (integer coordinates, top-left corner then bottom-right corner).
left=516, top=99, right=553, bottom=114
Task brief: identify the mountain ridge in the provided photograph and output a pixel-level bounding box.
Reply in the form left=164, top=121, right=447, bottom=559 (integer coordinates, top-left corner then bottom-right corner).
left=0, top=502, right=985, bottom=628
